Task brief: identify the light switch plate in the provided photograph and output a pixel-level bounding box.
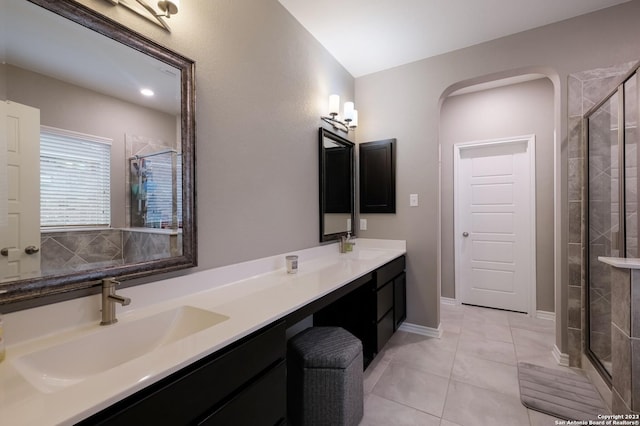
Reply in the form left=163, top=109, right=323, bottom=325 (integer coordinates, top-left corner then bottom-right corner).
left=410, top=193, right=419, bottom=207
left=360, top=218, right=367, bottom=231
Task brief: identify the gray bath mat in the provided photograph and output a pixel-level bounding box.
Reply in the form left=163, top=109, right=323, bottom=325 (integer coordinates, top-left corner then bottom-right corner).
left=518, top=362, right=608, bottom=420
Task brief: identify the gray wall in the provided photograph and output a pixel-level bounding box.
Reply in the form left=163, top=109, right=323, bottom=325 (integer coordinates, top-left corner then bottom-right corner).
left=440, top=78, right=555, bottom=312
left=65, top=0, right=640, bottom=358
left=73, top=0, right=355, bottom=267
left=0, top=63, right=6, bottom=100
left=6, top=65, right=176, bottom=228
left=355, top=1, right=640, bottom=348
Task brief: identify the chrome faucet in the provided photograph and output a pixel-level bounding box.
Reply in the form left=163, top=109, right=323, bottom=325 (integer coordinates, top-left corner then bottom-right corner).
left=100, top=278, right=131, bottom=325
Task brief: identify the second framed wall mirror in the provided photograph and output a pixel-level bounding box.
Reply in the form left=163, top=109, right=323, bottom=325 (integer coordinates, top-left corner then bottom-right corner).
left=319, top=128, right=355, bottom=242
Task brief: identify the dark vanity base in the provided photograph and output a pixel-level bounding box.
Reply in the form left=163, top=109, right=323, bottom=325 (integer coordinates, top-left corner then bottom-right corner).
left=315, top=255, right=406, bottom=366
left=77, top=322, right=287, bottom=426
left=79, top=255, right=406, bottom=425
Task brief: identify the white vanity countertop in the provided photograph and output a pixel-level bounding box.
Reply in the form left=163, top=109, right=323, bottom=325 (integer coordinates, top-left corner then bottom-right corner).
left=598, top=256, right=640, bottom=269
left=0, top=239, right=406, bottom=426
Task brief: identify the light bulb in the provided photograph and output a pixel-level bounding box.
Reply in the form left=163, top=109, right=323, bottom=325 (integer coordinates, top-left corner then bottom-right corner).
left=344, top=102, right=355, bottom=122
left=328, top=95, right=340, bottom=116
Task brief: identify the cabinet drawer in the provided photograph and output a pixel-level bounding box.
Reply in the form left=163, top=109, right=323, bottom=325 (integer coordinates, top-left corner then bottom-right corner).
left=376, top=281, right=393, bottom=322
left=84, top=322, right=286, bottom=425
left=376, top=256, right=405, bottom=288
left=198, top=361, right=286, bottom=426
left=376, top=309, right=394, bottom=352
left=394, top=273, right=406, bottom=330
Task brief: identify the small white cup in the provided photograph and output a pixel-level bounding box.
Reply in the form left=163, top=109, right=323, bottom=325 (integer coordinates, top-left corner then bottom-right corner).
left=286, top=255, right=298, bottom=274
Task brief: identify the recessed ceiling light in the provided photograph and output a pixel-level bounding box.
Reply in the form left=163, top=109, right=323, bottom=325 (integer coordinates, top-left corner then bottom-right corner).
left=140, top=88, right=155, bottom=97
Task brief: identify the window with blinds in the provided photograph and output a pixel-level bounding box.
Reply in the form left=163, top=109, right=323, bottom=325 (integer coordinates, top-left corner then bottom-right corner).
left=40, top=126, right=112, bottom=227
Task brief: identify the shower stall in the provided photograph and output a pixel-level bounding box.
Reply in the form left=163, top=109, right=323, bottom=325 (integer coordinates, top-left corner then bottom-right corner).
left=586, top=64, right=638, bottom=378
left=129, top=149, right=182, bottom=230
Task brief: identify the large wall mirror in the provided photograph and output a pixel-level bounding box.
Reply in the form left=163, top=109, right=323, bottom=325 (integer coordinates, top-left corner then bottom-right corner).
left=319, top=128, right=354, bottom=242
left=0, top=0, right=196, bottom=309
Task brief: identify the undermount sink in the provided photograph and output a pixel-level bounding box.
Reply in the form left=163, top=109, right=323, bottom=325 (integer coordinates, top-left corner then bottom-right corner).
left=13, top=306, right=229, bottom=393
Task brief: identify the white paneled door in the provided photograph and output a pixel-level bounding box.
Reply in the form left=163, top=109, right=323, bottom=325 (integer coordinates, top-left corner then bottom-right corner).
left=454, top=136, right=535, bottom=313
left=0, top=101, right=41, bottom=282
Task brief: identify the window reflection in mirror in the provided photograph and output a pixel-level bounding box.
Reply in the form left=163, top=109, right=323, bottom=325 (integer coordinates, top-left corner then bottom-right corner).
left=319, top=128, right=355, bottom=242
left=0, top=0, right=195, bottom=307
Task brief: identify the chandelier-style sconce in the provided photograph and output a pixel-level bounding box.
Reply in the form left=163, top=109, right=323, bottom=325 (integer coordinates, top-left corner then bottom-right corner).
left=321, top=95, right=358, bottom=133
left=104, top=0, right=180, bottom=32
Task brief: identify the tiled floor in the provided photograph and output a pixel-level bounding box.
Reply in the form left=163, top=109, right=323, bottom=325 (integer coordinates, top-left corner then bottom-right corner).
left=360, top=303, right=580, bottom=426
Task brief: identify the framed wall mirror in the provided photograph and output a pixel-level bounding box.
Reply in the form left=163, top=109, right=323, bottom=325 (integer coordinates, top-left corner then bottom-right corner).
left=319, top=128, right=355, bottom=242
left=0, top=0, right=196, bottom=309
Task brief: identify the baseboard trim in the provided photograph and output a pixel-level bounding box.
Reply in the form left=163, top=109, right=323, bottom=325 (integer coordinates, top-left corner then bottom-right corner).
left=552, top=344, right=570, bottom=367
left=398, top=322, right=443, bottom=338
left=440, top=297, right=458, bottom=306
left=536, top=310, right=555, bottom=321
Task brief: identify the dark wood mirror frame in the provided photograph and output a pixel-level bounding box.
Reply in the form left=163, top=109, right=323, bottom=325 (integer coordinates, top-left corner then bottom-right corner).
left=319, top=128, right=355, bottom=242
left=0, top=0, right=197, bottom=311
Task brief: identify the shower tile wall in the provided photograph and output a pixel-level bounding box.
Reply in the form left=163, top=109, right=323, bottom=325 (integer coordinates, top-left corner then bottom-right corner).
left=567, top=61, right=636, bottom=367
left=40, top=229, right=177, bottom=275
left=606, top=265, right=640, bottom=414
left=122, top=231, right=180, bottom=263
left=41, top=229, right=123, bottom=275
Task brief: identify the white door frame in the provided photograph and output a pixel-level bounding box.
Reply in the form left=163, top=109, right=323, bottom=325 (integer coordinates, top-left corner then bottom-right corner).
left=453, top=134, right=537, bottom=315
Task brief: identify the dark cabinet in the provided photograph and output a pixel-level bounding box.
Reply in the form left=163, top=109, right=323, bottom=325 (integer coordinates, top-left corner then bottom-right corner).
left=79, top=322, right=286, bottom=426
left=359, top=139, right=396, bottom=213
left=77, top=256, right=406, bottom=425
left=394, top=272, right=407, bottom=330
left=314, top=256, right=406, bottom=365
left=198, top=361, right=286, bottom=426
left=373, top=256, right=405, bottom=351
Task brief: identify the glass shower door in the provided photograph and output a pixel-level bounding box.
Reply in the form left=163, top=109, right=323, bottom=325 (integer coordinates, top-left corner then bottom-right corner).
left=587, top=91, right=619, bottom=375
left=587, top=68, right=639, bottom=380
left=625, top=74, right=638, bottom=257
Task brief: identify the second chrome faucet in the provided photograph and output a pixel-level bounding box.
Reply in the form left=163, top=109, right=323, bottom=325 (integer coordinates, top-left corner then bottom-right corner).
left=100, top=278, right=131, bottom=326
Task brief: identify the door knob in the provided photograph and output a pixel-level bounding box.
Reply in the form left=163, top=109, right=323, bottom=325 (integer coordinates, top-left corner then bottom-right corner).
left=25, top=246, right=40, bottom=255
left=462, top=232, right=469, bottom=237
left=0, top=247, right=10, bottom=256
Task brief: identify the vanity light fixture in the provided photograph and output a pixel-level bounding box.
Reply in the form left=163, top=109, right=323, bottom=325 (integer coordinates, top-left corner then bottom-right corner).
left=321, top=94, right=358, bottom=133
left=103, top=0, right=180, bottom=32
left=156, top=0, right=180, bottom=18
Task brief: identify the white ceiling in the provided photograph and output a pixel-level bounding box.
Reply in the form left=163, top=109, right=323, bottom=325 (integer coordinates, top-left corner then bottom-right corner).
left=278, top=0, right=631, bottom=77
left=2, top=0, right=180, bottom=115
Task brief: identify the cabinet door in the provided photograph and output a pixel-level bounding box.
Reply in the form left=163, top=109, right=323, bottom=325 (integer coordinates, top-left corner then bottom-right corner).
left=80, top=322, right=286, bottom=425
left=376, top=309, right=395, bottom=352
left=198, top=361, right=286, bottom=426
left=394, top=273, right=406, bottom=330
left=376, top=281, right=393, bottom=322
left=359, top=139, right=396, bottom=213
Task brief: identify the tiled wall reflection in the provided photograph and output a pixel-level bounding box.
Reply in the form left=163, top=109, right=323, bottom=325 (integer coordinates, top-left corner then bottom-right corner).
left=40, top=229, right=177, bottom=276
left=122, top=230, right=181, bottom=263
